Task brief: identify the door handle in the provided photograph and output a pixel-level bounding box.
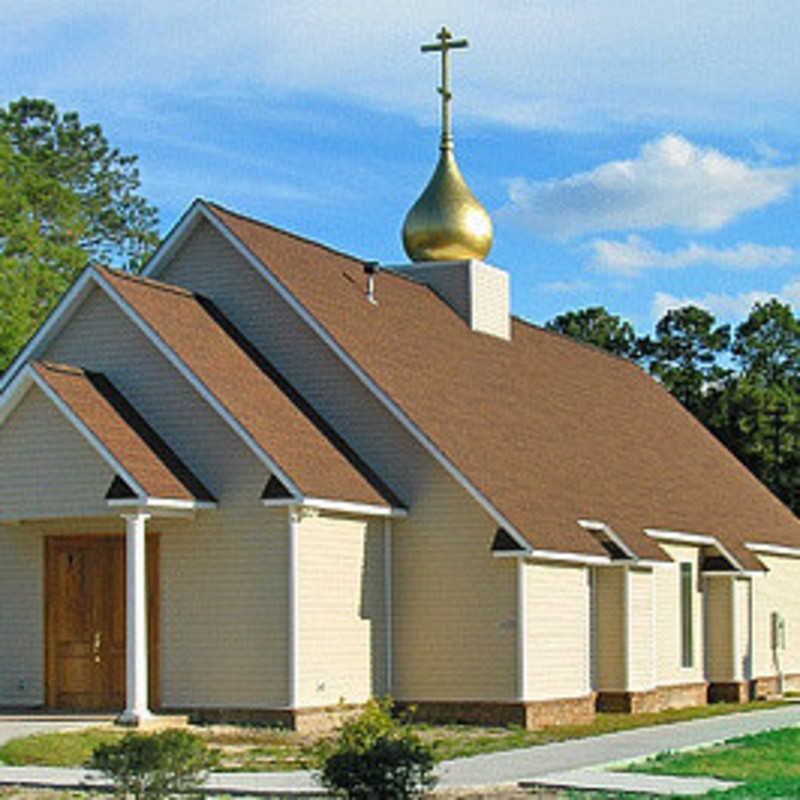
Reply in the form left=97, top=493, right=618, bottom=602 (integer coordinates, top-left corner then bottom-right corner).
left=93, top=631, right=102, bottom=663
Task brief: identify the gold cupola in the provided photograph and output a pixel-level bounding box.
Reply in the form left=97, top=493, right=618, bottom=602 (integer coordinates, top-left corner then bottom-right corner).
left=402, top=27, right=493, bottom=263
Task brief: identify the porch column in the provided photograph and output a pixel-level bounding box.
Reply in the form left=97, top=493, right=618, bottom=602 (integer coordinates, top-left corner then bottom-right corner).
left=118, top=511, right=151, bottom=725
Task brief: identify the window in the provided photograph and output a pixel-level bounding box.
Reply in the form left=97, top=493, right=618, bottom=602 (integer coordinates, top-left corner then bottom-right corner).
left=680, top=562, right=693, bottom=668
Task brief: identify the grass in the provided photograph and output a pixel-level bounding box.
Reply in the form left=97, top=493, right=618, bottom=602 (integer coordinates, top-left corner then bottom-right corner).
left=627, top=726, right=800, bottom=797
left=0, top=699, right=786, bottom=773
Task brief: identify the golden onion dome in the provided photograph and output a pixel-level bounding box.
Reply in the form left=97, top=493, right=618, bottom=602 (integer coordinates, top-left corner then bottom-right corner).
left=402, top=26, right=493, bottom=263
left=402, top=147, right=493, bottom=262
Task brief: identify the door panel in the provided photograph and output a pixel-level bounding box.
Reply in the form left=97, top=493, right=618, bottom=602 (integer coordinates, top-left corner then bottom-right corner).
left=45, top=535, right=160, bottom=711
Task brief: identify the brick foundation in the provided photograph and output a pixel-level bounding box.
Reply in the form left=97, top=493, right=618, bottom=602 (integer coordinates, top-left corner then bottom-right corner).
left=597, top=682, right=707, bottom=714
left=708, top=681, right=751, bottom=704
left=401, top=695, right=596, bottom=731
left=750, top=673, right=800, bottom=699
left=167, top=703, right=364, bottom=734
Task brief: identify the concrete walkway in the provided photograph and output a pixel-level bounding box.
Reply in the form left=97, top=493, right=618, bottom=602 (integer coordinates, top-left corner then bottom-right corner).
left=0, top=704, right=798, bottom=796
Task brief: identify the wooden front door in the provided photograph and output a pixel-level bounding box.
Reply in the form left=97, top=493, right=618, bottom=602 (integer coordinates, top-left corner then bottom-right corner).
left=45, top=535, right=160, bottom=711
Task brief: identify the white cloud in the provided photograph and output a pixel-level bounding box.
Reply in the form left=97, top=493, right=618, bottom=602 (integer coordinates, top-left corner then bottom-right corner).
left=589, top=235, right=799, bottom=277
left=2, top=1, right=800, bottom=132
left=501, top=135, right=800, bottom=240
left=539, top=279, right=593, bottom=294
left=652, top=277, right=800, bottom=322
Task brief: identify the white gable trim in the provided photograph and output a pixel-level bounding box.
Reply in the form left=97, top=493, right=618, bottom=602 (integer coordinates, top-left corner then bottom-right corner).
left=145, top=202, right=532, bottom=553
left=107, top=497, right=217, bottom=511
left=746, top=542, right=800, bottom=559
left=4, top=364, right=148, bottom=499
left=263, top=496, right=406, bottom=518
left=644, top=528, right=745, bottom=573
left=578, top=518, right=637, bottom=560
left=90, top=267, right=303, bottom=499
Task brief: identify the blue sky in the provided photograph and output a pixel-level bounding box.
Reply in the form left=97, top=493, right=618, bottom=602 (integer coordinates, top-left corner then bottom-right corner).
left=3, top=0, right=800, bottom=333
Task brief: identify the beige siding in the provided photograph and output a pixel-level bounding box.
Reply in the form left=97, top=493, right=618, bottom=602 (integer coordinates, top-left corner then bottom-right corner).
left=735, top=577, right=752, bottom=681
left=391, top=476, right=517, bottom=702
left=0, top=525, right=43, bottom=705
left=525, top=562, right=589, bottom=701
left=159, top=221, right=520, bottom=703
left=628, top=567, right=655, bottom=691
left=470, top=261, right=511, bottom=340
left=296, top=514, right=386, bottom=707
left=0, top=386, right=114, bottom=520
left=752, top=554, right=800, bottom=680
left=593, top=567, right=625, bottom=691
left=42, top=288, right=292, bottom=707
left=705, top=575, right=734, bottom=682
left=654, top=544, right=705, bottom=686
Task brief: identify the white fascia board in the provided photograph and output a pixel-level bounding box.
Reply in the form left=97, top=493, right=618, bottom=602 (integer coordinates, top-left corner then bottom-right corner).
left=746, top=542, right=800, bottom=559
left=27, top=365, right=148, bottom=499
left=141, top=199, right=206, bottom=279
left=577, top=518, right=637, bottom=560
left=0, top=363, right=35, bottom=427
left=0, top=268, right=97, bottom=394
left=645, top=528, right=744, bottom=573
left=645, top=529, right=717, bottom=546
left=263, top=496, right=406, bottom=518
left=174, top=203, right=532, bottom=552
left=91, top=267, right=303, bottom=498
left=493, top=547, right=611, bottom=566
left=107, top=497, right=217, bottom=511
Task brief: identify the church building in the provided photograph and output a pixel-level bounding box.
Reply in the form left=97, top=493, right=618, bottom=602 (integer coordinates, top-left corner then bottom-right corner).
left=1, top=28, right=799, bottom=730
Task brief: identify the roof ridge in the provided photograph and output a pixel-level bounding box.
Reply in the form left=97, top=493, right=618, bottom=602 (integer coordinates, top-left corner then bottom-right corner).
left=34, top=360, right=86, bottom=377
left=202, top=199, right=367, bottom=267
left=511, top=314, right=646, bottom=371
left=94, top=264, right=197, bottom=299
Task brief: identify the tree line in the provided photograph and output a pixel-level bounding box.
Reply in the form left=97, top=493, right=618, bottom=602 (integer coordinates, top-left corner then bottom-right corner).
left=547, top=304, right=800, bottom=514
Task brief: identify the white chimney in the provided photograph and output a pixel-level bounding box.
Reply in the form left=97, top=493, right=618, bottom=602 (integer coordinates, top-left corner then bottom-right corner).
left=394, top=259, right=510, bottom=340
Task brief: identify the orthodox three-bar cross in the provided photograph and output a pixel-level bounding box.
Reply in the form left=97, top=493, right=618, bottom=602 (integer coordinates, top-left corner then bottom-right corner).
left=421, top=26, right=468, bottom=151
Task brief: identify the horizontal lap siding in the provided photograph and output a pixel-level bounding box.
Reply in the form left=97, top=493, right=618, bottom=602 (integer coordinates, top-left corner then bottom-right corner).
left=655, top=544, right=704, bottom=686
left=525, top=562, right=589, bottom=701
left=0, top=525, right=43, bottom=705
left=752, top=554, right=800, bottom=679
left=629, top=567, right=655, bottom=691
left=593, top=567, right=625, bottom=691
left=0, top=387, right=114, bottom=520
left=736, top=577, right=751, bottom=681
left=159, top=220, right=519, bottom=703
left=705, top=575, right=734, bottom=682
left=43, top=288, right=290, bottom=707
left=296, top=515, right=385, bottom=707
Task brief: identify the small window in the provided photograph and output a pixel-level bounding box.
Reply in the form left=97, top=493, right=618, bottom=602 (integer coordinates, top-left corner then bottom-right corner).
left=680, top=562, right=693, bottom=668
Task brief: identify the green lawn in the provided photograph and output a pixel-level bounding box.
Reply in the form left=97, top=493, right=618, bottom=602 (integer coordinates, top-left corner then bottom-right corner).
left=0, top=699, right=786, bottom=772
left=628, top=726, right=800, bottom=797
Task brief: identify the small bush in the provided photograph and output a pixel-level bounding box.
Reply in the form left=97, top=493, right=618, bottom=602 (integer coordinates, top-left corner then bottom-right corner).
left=89, top=728, right=219, bottom=799
left=315, top=697, right=437, bottom=799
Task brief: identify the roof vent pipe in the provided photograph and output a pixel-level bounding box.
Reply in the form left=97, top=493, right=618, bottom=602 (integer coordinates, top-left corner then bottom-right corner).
left=364, top=262, right=379, bottom=305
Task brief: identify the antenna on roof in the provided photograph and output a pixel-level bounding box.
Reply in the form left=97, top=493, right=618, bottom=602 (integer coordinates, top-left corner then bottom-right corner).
left=364, top=262, right=380, bottom=304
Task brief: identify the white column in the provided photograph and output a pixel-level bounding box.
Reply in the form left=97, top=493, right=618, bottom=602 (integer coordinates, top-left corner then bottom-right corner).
left=118, top=511, right=151, bottom=725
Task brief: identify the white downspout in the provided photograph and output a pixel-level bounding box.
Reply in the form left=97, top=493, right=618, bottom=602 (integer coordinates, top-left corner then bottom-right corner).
left=517, top=558, right=527, bottom=702
left=384, top=518, right=392, bottom=694
left=288, top=506, right=300, bottom=709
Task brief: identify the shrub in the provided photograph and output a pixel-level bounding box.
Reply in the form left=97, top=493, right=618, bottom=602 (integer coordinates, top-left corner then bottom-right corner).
left=89, top=728, right=219, bottom=799
left=315, top=697, right=437, bottom=799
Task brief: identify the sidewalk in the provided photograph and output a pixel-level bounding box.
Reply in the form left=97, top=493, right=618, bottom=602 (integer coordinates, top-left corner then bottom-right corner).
left=1, top=704, right=799, bottom=796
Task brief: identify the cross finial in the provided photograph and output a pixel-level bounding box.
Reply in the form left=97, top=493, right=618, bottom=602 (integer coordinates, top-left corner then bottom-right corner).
left=421, top=26, right=469, bottom=151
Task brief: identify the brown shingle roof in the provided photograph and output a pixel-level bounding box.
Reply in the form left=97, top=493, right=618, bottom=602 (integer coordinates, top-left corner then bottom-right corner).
left=94, top=265, right=399, bottom=510
left=204, top=201, right=800, bottom=566
left=33, top=360, right=214, bottom=503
